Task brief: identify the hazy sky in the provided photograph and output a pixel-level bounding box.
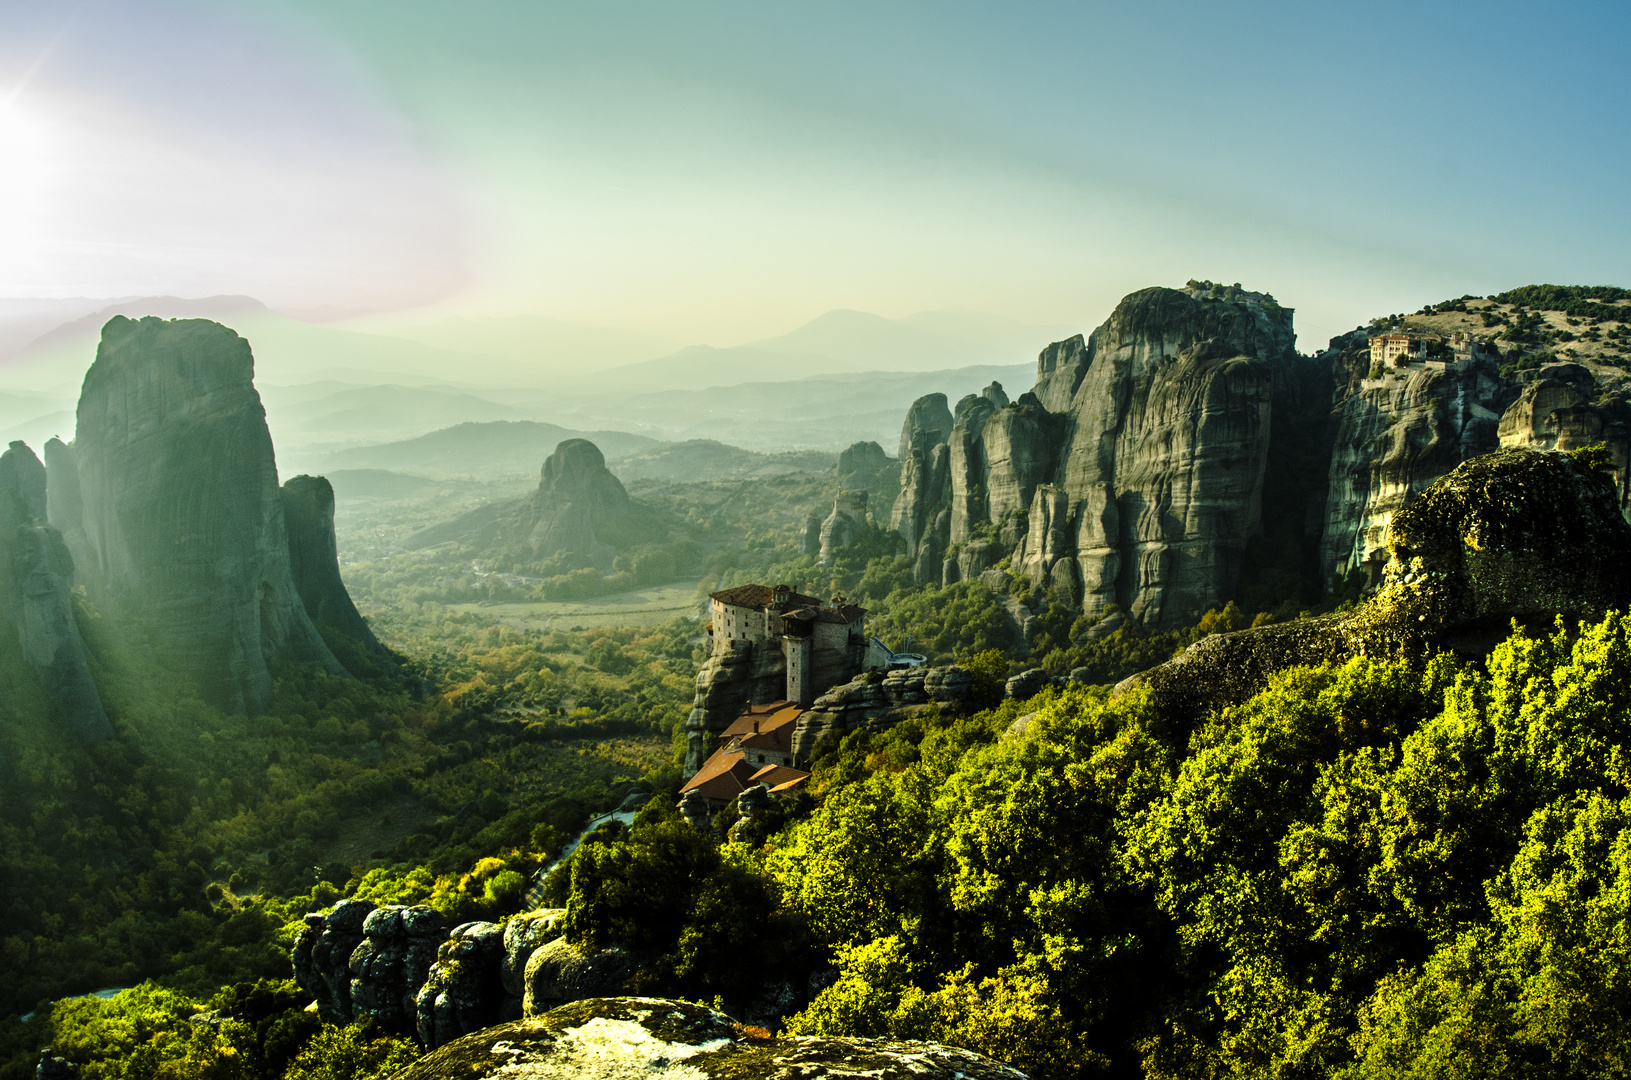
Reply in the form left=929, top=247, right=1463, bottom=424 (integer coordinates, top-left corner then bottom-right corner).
left=1, top=0, right=1627, bottom=347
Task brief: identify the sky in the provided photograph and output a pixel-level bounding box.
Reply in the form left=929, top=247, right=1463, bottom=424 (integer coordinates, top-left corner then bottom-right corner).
left=0, top=0, right=1628, bottom=349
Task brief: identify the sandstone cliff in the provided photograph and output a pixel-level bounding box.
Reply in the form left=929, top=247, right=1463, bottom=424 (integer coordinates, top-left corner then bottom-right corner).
left=0, top=441, right=113, bottom=744
left=1120, top=447, right=1631, bottom=724
left=891, top=282, right=1314, bottom=627
left=71, top=316, right=347, bottom=714
left=1495, top=363, right=1630, bottom=520
left=816, top=490, right=870, bottom=563
left=1317, top=330, right=1517, bottom=586
left=281, top=474, right=390, bottom=664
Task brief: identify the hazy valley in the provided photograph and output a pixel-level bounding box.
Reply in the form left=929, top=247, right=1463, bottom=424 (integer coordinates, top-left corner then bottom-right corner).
left=3, top=280, right=1631, bottom=1080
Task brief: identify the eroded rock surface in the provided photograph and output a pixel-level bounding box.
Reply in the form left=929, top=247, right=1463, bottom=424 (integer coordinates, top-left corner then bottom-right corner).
left=387, top=997, right=1030, bottom=1080
left=71, top=316, right=347, bottom=712
left=1120, top=448, right=1631, bottom=724
left=890, top=282, right=1314, bottom=626
left=0, top=440, right=112, bottom=744
left=416, top=921, right=507, bottom=1050
left=790, top=666, right=971, bottom=761
left=685, top=638, right=786, bottom=772
left=1496, top=365, right=1630, bottom=520
left=522, top=938, right=640, bottom=1017
left=816, top=491, right=870, bottom=562
left=281, top=474, right=389, bottom=662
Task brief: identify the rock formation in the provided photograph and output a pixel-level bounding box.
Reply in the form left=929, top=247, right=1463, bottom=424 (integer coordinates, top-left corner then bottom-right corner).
left=1495, top=364, right=1630, bottom=520
left=896, top=392, right=954, bottom=460
left=501, top=910, right=561, bottom=1008
left=293, top=899, right=379, bottom=1025
left=0, top=441, right=113, bottom=744
left=522, top=938, right=640, bottom=1017
left=280, top=474, right=390, bottom=662
left=415, top=921, right=507, bottom=1050
left=406, top=438, right=661, bottom=570
left=891, top=282, right=1314, bottom=626
left=70, top=316, right=347, bottom=713
left=390, top=997, right=1030, bottom=1080
left=347, top=905, right=447, bottom=1036
left=1318, top=330, right=1516, bottom=585
left=42, top=438, right=87, bottom=568
left=816, top=491, right=870, bottom=562
left=835, top=440, right=890, bottom=485
left=1120, top=448, right=1631, bottom=724
left=687, top=639, right=786, bottom=772
left=789, top=665, right=971, bottom=761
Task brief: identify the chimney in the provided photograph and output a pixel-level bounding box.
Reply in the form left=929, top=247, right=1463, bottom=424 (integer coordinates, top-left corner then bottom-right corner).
left=753, top=720, right=759, bottom=734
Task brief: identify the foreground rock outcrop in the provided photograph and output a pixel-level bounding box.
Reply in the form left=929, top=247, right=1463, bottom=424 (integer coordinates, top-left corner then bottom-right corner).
left=1120, top=448, right=1631, bottom=724
left=68, top=316, right=347, bottom=712
left=415, top=921, right=507, bottom=1050
left=0, top=441, right=112, bottom=743
left=388, top=997, right=1029, bottom=1080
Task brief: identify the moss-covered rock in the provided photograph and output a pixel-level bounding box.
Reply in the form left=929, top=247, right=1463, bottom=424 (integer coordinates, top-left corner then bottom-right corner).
left=1119, top=448, right=1631, bottom=723
left=388, top=996, right=1029, bottom=1079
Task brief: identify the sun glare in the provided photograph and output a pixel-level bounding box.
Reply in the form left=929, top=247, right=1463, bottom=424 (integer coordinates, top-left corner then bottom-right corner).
left=0, top=99, right=52, bottom=240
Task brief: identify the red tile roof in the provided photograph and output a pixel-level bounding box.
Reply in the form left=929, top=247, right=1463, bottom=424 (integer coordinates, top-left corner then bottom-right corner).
left=679, top=749, right=759, bottom=803
left=719, top=702, right=801, bottom=756
left=710, top=584, right=823, bottom=609
left=748, top=764, right=810, bottom=790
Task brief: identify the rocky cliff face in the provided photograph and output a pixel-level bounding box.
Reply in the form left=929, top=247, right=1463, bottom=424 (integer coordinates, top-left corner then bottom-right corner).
left=1121, top=447, right=1631, bottom=724
left=684, top=638, right=787, bottom=773
left=817, top=490, right=870, bottom=562
left=70, top=316, right=347, bottom=714
left=0, top=441, right=113, bottom=744
left=1317, top=331, right=1517, bottom=586
left=891, top=282, right=1310, bottom=627
left=281, top=474, right=389, bottom=663
left=1495, top=363, right=1630, bottom=520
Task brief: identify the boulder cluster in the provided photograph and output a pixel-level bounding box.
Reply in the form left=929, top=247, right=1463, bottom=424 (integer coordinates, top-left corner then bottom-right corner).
left=789, top=665, right=971, bottom=760
left=291, top=900, right=667, bottom=1053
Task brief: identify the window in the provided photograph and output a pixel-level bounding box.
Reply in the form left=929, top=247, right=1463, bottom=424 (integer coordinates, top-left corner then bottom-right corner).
left=758, top=754, right=765, bottom=764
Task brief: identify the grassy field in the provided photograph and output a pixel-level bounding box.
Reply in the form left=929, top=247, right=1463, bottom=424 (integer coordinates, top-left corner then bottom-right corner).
left=448, top=579, right=706, bottom=630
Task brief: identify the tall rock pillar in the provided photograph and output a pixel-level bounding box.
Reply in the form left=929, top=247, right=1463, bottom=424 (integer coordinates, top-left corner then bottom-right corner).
left=73, top=316, right=347, bottom=714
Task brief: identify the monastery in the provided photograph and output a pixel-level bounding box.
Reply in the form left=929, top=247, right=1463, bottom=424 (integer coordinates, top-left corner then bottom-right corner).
left=680, top=583, right=879, bottom=808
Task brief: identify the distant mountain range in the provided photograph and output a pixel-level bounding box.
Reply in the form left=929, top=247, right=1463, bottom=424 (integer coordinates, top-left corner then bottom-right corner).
left=0, top=294, right=1063, bottom=463
left=317, top=421, right=659, bottom=479
left=599, top=308, right=1070, bottom=391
